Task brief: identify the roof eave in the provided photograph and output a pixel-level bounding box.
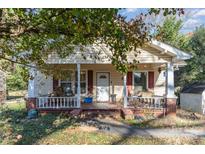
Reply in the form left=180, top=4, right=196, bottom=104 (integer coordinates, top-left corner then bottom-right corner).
left=151, top=39, right=192, bottom=61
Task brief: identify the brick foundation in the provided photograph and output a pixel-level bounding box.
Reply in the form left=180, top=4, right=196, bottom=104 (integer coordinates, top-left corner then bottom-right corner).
left=121, top=108, right=166, bottom=120
left=166, top=98, right=177, bottom=115
left=26, top=98, right=37, bottom=110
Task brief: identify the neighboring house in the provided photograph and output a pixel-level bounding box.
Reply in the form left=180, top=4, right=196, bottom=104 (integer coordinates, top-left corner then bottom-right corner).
left=0, top=69, right=6, bottom=103
left=180, top=83, right=205, bottom=114
left=26, top=40, right=191, bottom=118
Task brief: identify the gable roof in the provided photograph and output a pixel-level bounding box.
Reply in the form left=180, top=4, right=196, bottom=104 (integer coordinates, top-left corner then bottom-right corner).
left=181, top=82, right=205, bottom=94
left=150, top=40, right=192, bottom=61
left=46, top=40, right=192, bottom=64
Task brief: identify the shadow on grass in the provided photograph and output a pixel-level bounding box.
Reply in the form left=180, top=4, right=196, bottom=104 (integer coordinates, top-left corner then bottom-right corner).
left=121, top=113, right=205, bottom=129
left=0, top=105, right=79, bottom=145
left=6, top=96, right=24, bottom=100
left=1, top=104, right=205, bottom=145
left=91, top=118, right=205, bottom=145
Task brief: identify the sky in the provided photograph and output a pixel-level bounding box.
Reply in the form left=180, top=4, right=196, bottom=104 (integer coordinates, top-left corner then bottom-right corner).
left=119, top=8, right=205, bottom=34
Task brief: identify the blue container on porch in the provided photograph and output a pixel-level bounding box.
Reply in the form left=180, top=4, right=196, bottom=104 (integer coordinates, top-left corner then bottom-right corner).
left=84, top=97, right=93, bottom=103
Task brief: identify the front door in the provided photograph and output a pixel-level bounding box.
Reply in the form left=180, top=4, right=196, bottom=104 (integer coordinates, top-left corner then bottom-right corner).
left=96, top=72, right=110, bottom=102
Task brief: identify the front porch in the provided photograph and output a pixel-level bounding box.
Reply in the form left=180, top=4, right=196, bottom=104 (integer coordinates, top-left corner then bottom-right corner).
left=36, top=96, right=166, bottom=110
left=34, top=95, right=166, bottom=119
left=27, top=62, right=176, bottom=117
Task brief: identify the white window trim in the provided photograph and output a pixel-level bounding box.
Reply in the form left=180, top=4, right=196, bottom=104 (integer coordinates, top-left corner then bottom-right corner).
left=132, top=70, right=149, bottom=92
left=58, top=69, right=88, bottom=96
left=74, top=69, right=88, bottom=96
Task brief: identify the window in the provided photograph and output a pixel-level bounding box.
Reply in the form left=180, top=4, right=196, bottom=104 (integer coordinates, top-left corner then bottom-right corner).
left=133, top=72, right=147, bottom=94
left=60, top=70, right=73, bottom=96
left=75, top=71, right=86, bottom=94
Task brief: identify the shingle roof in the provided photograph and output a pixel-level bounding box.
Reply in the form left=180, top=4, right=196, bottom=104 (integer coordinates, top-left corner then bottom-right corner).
left=181, top=82, right=205, bottom=94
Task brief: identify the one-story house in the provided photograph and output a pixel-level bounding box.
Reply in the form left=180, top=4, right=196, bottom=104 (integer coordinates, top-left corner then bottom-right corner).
left=26, top=40, right=191, bottom=117
left=0, top=69, right=6, bottom=103
left=180, top=82, right=205, bottom=114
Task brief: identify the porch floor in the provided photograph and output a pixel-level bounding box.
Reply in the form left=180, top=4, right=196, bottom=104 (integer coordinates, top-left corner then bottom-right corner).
left=81, top=102, right=122, bottom=110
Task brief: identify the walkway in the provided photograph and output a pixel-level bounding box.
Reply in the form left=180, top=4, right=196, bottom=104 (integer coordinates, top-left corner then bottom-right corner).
left=79, top=118, right=205, bottom=138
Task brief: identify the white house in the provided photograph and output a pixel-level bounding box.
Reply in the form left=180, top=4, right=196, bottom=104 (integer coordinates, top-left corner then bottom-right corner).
left=26, top=40, right=191, bottom=117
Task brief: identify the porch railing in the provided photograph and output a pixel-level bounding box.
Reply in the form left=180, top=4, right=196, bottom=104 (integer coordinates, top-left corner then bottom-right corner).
left=37, top=97, right=78, bottom=109
left=127, top=96, right=166, bottom=109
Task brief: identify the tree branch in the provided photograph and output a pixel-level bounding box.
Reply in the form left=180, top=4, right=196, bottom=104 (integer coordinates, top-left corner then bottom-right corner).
left=0, top=55, right=36, bottom=68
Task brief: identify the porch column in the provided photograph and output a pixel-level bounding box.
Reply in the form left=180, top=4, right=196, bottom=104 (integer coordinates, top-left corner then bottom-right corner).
left=166, top=62, right=175, bottom=97
left=27, top=66, right=37, bottom=110
left=123, top=74, right=128, bottom=108
left=77, top=63, right=81, bottom=108
left=166, top=61, right=177, bottom=114
left=28, top=67, right=36, bottom=98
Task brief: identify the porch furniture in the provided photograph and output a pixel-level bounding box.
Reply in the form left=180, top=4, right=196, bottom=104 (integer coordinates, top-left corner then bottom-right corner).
left=84, top=97, right=93, bottom=104
left=110, top=94, right=117, bottom=103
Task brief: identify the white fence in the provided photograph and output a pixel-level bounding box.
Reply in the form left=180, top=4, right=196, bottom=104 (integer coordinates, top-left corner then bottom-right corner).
left=37, top=97, right=78, bottom=109
left=127, top=96, right=166, bottom=109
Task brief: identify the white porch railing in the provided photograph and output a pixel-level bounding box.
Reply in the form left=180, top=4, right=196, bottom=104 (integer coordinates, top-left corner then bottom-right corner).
left=127, top=96, right=166, bottom=109
left=37, top=97, right=78, bottom=109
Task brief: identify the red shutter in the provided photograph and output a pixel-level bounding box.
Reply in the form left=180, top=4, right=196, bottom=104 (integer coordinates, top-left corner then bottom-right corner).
left=87, top=70, right=93, bottom=94
left=127, top=72, right=133, bottom=96
left=53, top=77, right=58, bottom=91
left=148, top=71, right=154, bottom=89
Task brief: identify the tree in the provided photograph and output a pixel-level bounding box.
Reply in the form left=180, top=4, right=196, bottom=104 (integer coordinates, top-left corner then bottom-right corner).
left=0, top=8, right=184, bottom=79
left=156, top=17, right=205, bottom=87
left=6, top=65, right=28, bottom=91
left=155, top=16, right=190, bottom=50
left=180, top=26, right=205, bottom=84
left=155, top=16, right=192, bottom=89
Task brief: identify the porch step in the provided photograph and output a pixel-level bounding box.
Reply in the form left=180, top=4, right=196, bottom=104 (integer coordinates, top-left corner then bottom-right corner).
left=121, top=108, right=135, bottom=120
left=81, top=110, right=122, bottom=119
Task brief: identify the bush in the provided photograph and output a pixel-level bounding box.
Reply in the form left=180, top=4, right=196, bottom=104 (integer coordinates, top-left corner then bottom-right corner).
left=6, top=65, right=28, bottom=91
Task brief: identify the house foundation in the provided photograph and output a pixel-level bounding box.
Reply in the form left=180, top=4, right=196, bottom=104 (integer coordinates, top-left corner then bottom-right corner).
left=166, top=97, right=177, bottom=115
left=26, top=98, right=37, bottom=110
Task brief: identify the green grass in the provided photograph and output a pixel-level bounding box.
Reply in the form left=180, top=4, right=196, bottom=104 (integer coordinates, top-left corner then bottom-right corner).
left=1, top=103, right=205, bottom=145
left=0, top=102, right=79, bottom=144
left=37, top=130, right=205, bottom=145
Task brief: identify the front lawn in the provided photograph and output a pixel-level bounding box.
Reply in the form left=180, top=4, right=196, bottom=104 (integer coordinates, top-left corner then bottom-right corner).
left=0, top=102, right=205, bottom=145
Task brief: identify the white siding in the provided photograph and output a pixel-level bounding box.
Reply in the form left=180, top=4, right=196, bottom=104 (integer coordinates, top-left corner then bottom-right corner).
left=47, top=46, right=170, bottom=64
left=202, top=91, right=205, bottom=114
left=180, top=93, right=203, bottom=114
left=154, top=70, right=166, bottom=96
left=36, top=71, right=53, bottom=96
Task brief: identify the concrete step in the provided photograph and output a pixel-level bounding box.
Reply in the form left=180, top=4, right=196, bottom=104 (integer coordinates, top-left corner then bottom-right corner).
left=121, top=108, right=135, bottom=120
left=70, top=109, right=82, bottom=116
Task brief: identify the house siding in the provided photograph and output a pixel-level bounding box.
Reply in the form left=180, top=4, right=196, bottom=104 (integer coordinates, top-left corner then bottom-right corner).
left=36, top=71, right=53, bottom=97
left=47, top=46, right=171, bottom=64
left=180, top=93, right=203, bottom=114
left=154, top=70, right=166, bottom=96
